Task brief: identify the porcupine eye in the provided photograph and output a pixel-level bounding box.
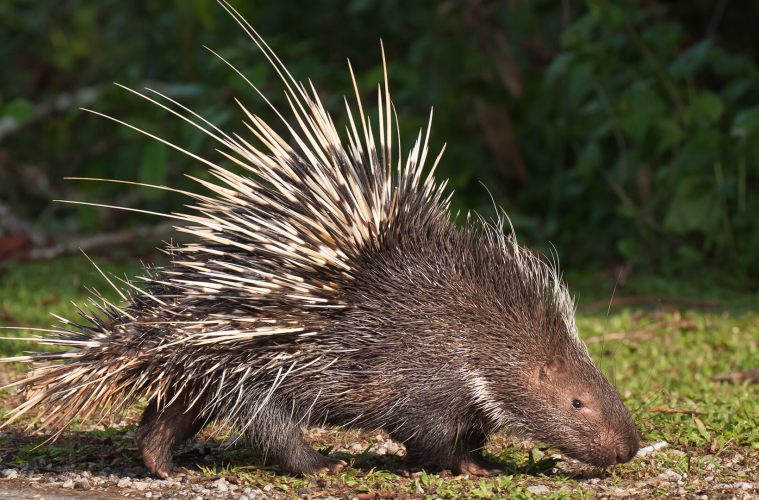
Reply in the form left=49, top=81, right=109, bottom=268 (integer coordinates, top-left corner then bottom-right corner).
left=572, top=399, right=583, bottom=409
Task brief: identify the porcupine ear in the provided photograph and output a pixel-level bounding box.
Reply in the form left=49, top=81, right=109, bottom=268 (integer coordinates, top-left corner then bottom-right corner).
left=539, top=356, right=566, bottom=382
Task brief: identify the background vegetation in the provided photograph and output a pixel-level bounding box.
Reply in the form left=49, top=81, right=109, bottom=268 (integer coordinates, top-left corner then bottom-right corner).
left=0, top=2, right=756, bottom=497
left=1, top=0, right=756, bottom=284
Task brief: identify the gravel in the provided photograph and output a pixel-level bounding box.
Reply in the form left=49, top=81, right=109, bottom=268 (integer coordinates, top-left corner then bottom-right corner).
left=0, top=429, right=755, bottom=499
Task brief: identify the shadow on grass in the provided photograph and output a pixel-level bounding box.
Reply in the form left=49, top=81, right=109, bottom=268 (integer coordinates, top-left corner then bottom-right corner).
left=0, top=427, right=609, bottom=481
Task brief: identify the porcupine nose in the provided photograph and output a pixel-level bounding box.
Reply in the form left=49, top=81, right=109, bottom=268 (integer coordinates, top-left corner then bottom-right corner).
left=596, top=428, right=639, bottom=465
left=614, top=432, right=640, bottom=464
left=614, top=442, right=636, bottom=464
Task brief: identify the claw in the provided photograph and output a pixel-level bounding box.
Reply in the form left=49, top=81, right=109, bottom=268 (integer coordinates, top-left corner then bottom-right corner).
left=455, top=458, right=503, bottom=477
left=312, top=458, right=347, bottom=474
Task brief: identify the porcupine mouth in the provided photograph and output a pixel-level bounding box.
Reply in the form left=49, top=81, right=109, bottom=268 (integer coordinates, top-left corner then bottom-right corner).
left=561, top=438, right=639, bottom=467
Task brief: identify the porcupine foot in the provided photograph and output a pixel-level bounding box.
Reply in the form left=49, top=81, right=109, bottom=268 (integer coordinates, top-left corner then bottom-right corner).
left=453, top=454, right=504, bottom=476
left=451, top=434, right=503, bottom=476
left=286, top=450, right=347, bottom=475
left=135, top=397, right=208, bottom=478
left=406, top=449, right=502, bottom=476
left=246, top=401, right=347, bottom=475
left=259, top=429, right=347, bottom=475
left=403, top=429, right=502, bottom=476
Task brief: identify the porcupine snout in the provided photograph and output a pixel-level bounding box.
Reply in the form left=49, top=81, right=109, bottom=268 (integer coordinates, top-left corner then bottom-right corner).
left=593, top=427, right=640, bottom=465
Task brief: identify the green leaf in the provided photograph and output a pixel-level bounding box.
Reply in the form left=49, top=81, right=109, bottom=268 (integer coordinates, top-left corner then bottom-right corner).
left=673, top=130, right=721, bottom=171
left=686, top=92, right=724, bottom=125
left=618, top=111, right=651, bottom=143
left=566, top=61, right=594, bottom=107
left=419, top=470, right=431, bottom=487
left=656, top=119, right=682, bottom=153
left=693, top=416, right=711, bottom=441
left=669, top=39, right=712, bottom=79
left=3, top=98, right=35, bottom=121
left=545, top=53, right=574, bottom=84
left=663, top=179, right=721, bottom=234
left=575, top=141, right=601, bottom=176
left=731, top=106, right=759, bottom=138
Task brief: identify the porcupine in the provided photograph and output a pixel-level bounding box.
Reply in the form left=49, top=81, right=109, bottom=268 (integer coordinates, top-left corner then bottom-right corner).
left=1, top=2, right=640, bottom=478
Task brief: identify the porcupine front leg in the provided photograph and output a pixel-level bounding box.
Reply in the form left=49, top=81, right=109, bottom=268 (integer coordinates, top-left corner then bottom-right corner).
left=136, top=397, right=209, bottom=478
left=245, top=399, right=347, bottom=475
left=396, top=424, right=502, bottom=476
left=450, top=429, right=504, bottom=476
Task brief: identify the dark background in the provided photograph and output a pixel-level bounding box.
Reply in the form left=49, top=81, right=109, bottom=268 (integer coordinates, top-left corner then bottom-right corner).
left=1, top=0, right=757, bottom=288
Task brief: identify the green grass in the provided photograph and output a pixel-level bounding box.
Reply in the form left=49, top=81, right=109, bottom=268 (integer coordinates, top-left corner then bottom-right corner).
left=0, top=257, right=145, bottom=355
left=581, top=309, right=758, bottom=450
left=0, top=257, right=756, bottom=497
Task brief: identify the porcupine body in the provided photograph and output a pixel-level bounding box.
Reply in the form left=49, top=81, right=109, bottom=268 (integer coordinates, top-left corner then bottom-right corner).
left=2, top=2, right=640, bottom=478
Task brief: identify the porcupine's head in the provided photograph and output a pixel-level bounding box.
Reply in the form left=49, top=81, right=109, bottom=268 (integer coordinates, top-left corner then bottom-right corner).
left=446, top=219, right=640, bottom=467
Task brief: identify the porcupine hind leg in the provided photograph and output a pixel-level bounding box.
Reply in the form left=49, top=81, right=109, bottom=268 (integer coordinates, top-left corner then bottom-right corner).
left=135, top=397, right=210, bottom=478
left=245, top=399, right=347, bottom=475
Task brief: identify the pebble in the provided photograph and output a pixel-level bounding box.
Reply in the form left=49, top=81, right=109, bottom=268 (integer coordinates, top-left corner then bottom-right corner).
left=658, top=469, right=682, bottom=482
left=117, top=477, right=132, bottom=488
left=526, top=485, right=550, bottom=495
left=1, top=469, right=18, bottom=479
left=607, top=486, right=631, bottom=497
left=213, top=477, right=229, bottom=492
left=61, top=479, right=75, bottom=488
left=133, top=480, right=149, bottom=491
left=75, top=479, right=91, bottom=489
left=347, top=442, right=363, bottom=454
left=385, top=440, right=400, bottom=455
left=636, top=440, right=669, bottom=456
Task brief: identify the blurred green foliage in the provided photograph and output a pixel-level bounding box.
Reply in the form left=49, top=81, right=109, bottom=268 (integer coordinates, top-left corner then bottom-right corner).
left=0, top=0, right=756, bottom=281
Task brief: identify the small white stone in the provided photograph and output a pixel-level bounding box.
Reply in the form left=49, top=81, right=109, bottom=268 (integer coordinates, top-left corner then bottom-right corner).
left=347, top=442, right=363, bottom=454
left=75, top=479, right=91, bottom=489
left=526, top=485, right=550, bottom=495
left=133, top=481, right=149, bottom=491
left=658, top=469, right=682, bottom=482
left=117, top=477, right=132, bottom=488
left=1, top=469, right=18, bottom=480
left=213, top=478, right=229, bottom=492
left=636, top=440, right=669, bottom=456
left=61, top=479, right=75, bottom=488
left=385, top=441, right=400, bottom=455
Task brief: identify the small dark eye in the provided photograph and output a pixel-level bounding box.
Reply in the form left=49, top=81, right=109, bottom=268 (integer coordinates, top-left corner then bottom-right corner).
left=572, top=399, right=583, bottom=409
